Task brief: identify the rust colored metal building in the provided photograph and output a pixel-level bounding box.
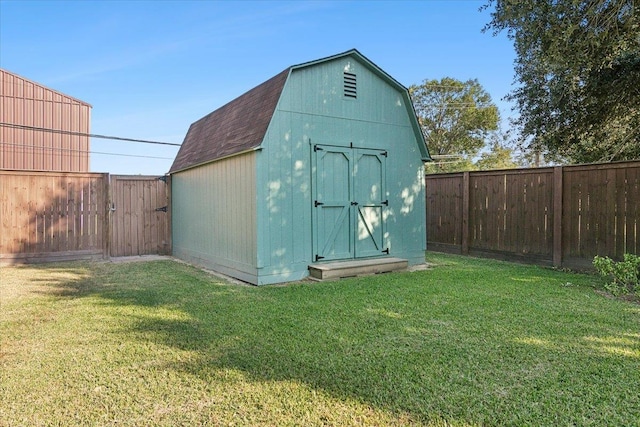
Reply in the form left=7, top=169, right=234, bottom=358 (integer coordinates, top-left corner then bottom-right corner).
left=0, top=68, right=91, bottom=172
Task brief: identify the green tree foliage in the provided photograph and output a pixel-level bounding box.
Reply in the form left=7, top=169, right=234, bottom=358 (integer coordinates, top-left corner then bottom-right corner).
left=475, top=143, right=518, bottom=170
left=483, top=0, right=640, bottom=163
left=475, top=132, right=521, bottom=170
left=409, top=78, right=500, bottom=173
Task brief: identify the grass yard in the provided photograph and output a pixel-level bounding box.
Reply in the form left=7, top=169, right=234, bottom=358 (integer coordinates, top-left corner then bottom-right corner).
left=1, top=253, right=639, bottom=426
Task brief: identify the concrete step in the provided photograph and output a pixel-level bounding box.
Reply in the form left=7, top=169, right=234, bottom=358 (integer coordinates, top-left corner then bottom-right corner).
left=308, top=257, right=408, bottom=280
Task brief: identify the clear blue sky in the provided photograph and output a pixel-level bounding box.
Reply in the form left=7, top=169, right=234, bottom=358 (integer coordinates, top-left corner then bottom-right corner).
left=0, top=0, right=516, bottom=175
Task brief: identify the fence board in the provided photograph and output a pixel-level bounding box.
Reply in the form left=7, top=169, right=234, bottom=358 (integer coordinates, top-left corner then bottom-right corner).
left=109, top=175, right=169, bottom=257
left=425, top=173, right=463, bottom=252
left=0, top=170, right=109, bottom=264
left=623, top=166, right=639, bottom=255
left=1, top=171, right=170, bottom=264
left=561, top=163, right=640, bottom=267
left=426, top=161, right=640, bottom=269
left=463, top=169, right=554, bottom=260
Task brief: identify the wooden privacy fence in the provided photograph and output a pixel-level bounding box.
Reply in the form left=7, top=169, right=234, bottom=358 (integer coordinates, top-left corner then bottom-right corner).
left=0, top=170, right=170, bottom=264
left=426, top=161, right=640, bottom=269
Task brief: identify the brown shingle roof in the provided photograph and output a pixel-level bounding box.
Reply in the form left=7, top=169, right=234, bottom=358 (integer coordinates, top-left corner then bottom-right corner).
left=169, top=68, right=289, bottom=173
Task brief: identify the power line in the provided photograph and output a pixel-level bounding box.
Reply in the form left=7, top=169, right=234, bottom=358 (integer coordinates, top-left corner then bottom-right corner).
left=0, top=123, right=182, bottom=147
left=428, top=160, right=467, bottom=165
left=412, top=103, right=502, bottom=110
left=410, top=84, right=481, bottom=90
left=0, top=141, right=174, bottom=160
left=431, top=155, right=463, bottom=160
left=429, top=104, right=497, bottom=109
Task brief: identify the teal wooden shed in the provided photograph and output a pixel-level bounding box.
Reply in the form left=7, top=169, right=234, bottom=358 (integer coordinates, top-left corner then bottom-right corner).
left=169, top=49, right=431, bottom=285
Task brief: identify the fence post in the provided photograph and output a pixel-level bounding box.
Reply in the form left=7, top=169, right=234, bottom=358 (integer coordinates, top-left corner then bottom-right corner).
left=102, top=173, right=110, bottom=260
left=553, top=166, right=563, bottom=267
left=462, top=171, right=470, bottom=255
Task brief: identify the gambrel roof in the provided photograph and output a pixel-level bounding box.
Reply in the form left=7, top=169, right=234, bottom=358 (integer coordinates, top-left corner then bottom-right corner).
left=169, top=49, right=429, bottom=173
left=169, top=68, right=289, bottom=173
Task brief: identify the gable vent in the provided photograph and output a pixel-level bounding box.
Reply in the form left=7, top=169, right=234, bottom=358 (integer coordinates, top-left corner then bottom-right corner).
left=343, top=72, right=357, bottom=99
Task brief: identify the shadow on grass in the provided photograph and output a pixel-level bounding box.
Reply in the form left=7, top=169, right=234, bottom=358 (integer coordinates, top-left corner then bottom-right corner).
left=6, top=258, right=639, bottom=425
left=1, top=264, right=93, bottom=302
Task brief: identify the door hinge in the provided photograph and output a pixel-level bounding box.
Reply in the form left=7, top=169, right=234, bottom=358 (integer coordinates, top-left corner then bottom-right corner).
left=351, top=201, right=359, bottom=206
left=155, top=206, right=168, bottom=212
left=381, top=151, right=388, bottom=157
left=315, top=255, right=325, bottom=262
left=382, top=248, right=390, bottom=254
left=314, top=145, right=323, bottom=152
left=381, top=200, right=389, bottom=206
left=314, top=200, right=324, bottom=207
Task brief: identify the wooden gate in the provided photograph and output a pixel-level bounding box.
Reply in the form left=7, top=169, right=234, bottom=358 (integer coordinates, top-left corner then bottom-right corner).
left=110, top=175, right=171, bottom=257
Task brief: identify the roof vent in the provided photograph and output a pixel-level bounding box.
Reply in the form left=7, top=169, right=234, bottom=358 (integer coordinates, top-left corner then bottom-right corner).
left=343, top=72, right=357, bottom=99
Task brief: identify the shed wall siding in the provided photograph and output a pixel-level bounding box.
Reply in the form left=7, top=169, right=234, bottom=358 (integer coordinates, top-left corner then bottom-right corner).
left=172, top=152, right=258, bottom=283
left=255, top=56, right=426, bottom=282
left=0, top=69, right=90, bottom=172
left=283, top=58, right=410, bottom=126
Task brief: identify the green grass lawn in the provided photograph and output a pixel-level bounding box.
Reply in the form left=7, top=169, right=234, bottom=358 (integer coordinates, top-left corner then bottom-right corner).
left=1, top=253, right=639, bottom=426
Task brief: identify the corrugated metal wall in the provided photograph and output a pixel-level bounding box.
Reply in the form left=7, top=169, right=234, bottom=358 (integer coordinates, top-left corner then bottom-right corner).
left=0, top=69, right=91, bottom=172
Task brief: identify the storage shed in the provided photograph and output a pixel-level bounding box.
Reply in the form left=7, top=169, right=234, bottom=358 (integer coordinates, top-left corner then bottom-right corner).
left=169, top=49, right=431, bottom=285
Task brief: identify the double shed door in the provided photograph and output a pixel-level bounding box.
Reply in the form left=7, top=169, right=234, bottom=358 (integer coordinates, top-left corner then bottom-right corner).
left=313, top=144, right=388, bottom=262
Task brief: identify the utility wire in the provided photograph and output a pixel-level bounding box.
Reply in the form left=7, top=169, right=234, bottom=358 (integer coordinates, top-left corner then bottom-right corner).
left=431, top=154, right=463, bottom=159
left=426, top=104, right=497, bottom=109
left=0, top=141, right=174, bottom=160
left=428, top=160, right=467, bottom=165
left=0, top=123, right=182, bottom=147
left=410, top=84, right=485, bottom=90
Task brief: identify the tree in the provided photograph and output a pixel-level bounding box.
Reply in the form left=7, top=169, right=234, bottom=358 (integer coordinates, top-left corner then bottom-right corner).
left=409, top=78, right=500, bottom=172
left=483, top=0, right=640, bottom=163
left=475, top=142, right=519, bottom=170
left=475, top=131, right=522, bottom=170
